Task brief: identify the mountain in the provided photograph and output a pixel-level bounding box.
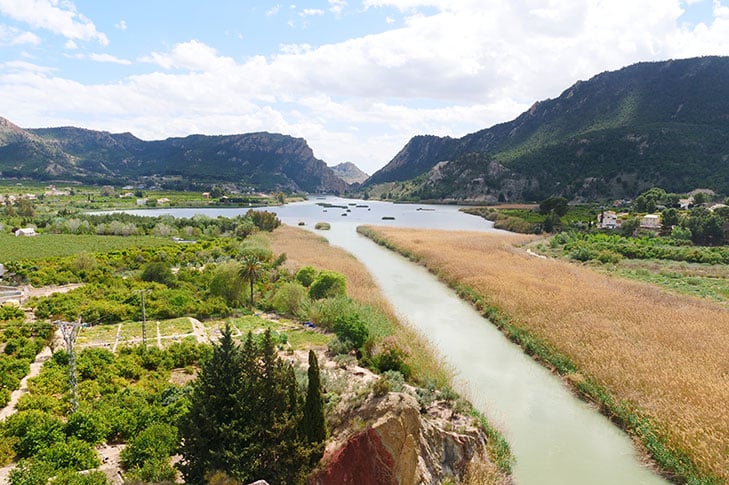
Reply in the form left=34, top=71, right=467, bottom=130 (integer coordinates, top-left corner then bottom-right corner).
left=365, top=56, right=729, bottom=202
left=330, top=162, right=369, bottom=185
left=0, top=119, right=347, bottom=193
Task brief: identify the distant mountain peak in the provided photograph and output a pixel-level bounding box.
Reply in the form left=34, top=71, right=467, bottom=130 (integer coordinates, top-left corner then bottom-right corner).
left=331, top=162, right=369, bottom=185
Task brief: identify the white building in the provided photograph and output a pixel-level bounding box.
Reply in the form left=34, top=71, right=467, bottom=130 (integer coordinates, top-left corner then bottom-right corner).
left=640, top=214, right=661, bottom=229
left=14, top=227, right=36, bottom=237
left=598, top=211, right=619, bottom=229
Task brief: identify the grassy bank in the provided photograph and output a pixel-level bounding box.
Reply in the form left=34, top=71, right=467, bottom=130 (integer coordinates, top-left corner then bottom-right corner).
left=264, top=225, right=514, bottom=478
left=357, top=225, right=727, bottom=484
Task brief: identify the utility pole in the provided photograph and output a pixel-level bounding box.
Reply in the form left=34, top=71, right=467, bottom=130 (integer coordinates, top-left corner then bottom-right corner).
left=135, top=289, right=152, bottom=350
left=54, top=318, right=85, bottom=413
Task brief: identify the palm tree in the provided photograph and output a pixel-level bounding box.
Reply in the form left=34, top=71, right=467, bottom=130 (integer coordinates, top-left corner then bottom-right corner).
left=238, top=253, right=265, bottom=306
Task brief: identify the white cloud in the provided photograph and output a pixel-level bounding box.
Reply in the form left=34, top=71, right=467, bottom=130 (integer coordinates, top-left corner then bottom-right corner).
left=0, top=0, right=108, bottom=45
left=329, top=0, right=347, bottom=14
left=2, top=0, right=729, bottom=174
left=266, top=5, right=281, bottom=16
left=89, top=53, right=131, bottom=65
left=115, top=20, right=127, bottom=31
left=0, top=24, right=40, bottom=45
left=64, top=39, right=77, bottom=49
left=300, top=9, right=325, bottom=17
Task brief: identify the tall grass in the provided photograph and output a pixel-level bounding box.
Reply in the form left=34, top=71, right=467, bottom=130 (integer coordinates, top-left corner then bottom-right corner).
left=359, top=225, right=728, bottom=484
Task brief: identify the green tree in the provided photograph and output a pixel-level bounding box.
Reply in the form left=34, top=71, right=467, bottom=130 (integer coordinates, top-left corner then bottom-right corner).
left=301, top=350, right=326, bottom=455
left=692, top=191, right=708, bottom=206
left=178, top=323, right=242, bottom=483
left=295, top=266, right=318, bottom=287
left=179, top=327, right=313, bottom=484
left=238, top=253, right=266, bottom=306
left=209, top=262, right=246, bottom=307
left=538, top=196, right=568, bottom=216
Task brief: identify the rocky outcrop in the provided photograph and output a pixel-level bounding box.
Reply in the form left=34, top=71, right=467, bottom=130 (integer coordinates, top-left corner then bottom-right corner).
left=312, top=392, right=494, bottom=485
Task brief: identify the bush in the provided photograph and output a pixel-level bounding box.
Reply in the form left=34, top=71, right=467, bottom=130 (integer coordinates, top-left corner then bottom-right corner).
left=121, top=423, right=178, bottom=470
left=271, top=281, right=309, bottom=317
left=309, top=271, right=346, bottom=300
left=140, top=262, right=176, bottom=287
left=295, top=266, right=318, bottom=287
left=35, top=437, right=100, bottom=471
left=314, top=222, right=330, bottom=230
left=4, top=410, right=66, bottom=458
left=65, top=410, right=110, bottom=445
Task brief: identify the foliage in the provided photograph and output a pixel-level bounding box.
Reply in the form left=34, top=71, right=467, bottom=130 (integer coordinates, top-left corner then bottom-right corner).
left=539, top=196, right=569, bottom=216
left=120, top=423, right=178, bottom=471
left=295, top=265, right=318, bottom=287
left=301, top=350, right=326, bottom=462
left=308, top=270, right=347, bottom=300
left=208, top=262, right=246, bottom=307
left=271, top=281, right=309, bottom=318
left=238, top=251, right=267, bottom=306
left=140, top=261, right=176, bottom=287
left=178, top=325, right=318, bottom=484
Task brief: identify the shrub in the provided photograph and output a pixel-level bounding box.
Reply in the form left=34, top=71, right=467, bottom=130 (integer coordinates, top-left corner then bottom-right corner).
left=271, top=281, right=309, bottom=317
left=35, top=437, right=100, bottom=471
left=65, top=410, right=110, bottom=445
left=120, top=423, right=178, bottom=470
left=314, top=222, right=330, bottom=230
left=4, top=410, right=66, bottom=458
left=140, top=262, right=176, bottom=287
left=295, top=266, right=318, bottom=287
left=309, top=271, right=346, bottom=300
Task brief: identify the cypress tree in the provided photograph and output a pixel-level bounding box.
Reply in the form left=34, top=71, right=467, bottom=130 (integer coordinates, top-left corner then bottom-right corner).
left=178, top=323, right=241, bottom=484
left=302, top=350, right=326, bottom=447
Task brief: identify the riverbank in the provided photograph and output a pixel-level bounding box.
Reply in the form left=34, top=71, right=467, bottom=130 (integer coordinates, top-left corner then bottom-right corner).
left=264, top=225, right=514, bottom=481
left=357, top=225, right=728, bottom=484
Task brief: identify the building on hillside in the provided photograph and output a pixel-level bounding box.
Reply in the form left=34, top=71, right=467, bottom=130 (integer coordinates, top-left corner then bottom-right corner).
left=597, top=210, right=619, bottom=229
left=201, top=192, right=211, bottom=199
left=640, top=214, right=661, bottom=229
left=14, top=227, right=36, bottom=237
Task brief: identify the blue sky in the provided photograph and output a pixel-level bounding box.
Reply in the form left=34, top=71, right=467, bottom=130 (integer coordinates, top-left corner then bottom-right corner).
left=0, top=0, right=727, bottom=174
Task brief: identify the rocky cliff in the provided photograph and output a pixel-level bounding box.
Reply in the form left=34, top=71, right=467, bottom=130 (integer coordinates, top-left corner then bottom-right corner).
left=308, top=354, right=511, bottom=485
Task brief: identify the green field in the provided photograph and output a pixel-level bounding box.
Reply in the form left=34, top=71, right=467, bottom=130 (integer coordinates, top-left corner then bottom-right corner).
left=0, top=233, right=172, bottom=261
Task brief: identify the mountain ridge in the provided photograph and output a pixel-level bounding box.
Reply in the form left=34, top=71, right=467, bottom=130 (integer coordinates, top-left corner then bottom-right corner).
left=0, top=120, right=347, bottom=193
left=365, top=56, right=729, bottom=201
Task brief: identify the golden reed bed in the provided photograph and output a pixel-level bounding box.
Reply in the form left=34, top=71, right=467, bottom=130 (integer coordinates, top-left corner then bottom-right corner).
left=361, top=226, right=729, bottom=482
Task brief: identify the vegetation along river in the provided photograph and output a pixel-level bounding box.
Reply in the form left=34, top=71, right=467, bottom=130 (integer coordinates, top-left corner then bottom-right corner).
left=126, top=197, right=668, bottom=485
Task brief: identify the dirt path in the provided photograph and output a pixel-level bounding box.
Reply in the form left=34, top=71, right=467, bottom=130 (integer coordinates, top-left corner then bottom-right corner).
left=157, top=321, right=163, bottom=349
left=189, top=317, right=210, bottom=344
left=0, top=344, right=53, bottom=421
left=111, top=322, right=122, bottom=352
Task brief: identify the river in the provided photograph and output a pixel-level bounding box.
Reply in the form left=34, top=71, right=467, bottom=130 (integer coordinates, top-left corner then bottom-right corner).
left=124, top=197, right=668, bottom=484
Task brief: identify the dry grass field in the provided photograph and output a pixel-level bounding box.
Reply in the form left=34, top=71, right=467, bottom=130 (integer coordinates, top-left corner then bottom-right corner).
left=361, top=226, right=729, bottom=483
left=265, top=225, right=452, bottom=387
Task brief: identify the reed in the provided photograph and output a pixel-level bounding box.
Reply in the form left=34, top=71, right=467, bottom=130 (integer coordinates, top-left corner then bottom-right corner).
left=360, top=225, right=729, bottom=484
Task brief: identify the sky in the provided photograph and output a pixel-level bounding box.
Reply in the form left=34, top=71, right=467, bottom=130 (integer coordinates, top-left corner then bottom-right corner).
left=0, top=0, right=728, bottom=175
